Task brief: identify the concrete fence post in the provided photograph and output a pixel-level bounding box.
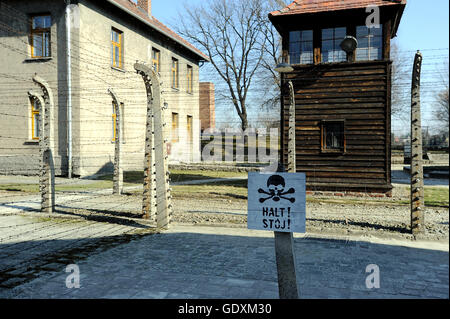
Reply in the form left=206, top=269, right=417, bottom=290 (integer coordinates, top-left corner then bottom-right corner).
left=108, top=88, right=123, bottom=195
left=28, top=91, right=47, bottom=209
left=134, top=63, right=172, bottom=229
left=32, top=75, right=55, bottom=214
left=287, top=80, right=296, bottom=173
left=410, top=51, right=424, bottom=235
left=273, top=82, right=300, bottom=299
left=137, top=66, right=156, bottom=220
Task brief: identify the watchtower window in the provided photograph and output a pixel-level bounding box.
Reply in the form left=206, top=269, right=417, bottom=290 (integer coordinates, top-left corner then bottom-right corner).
left=356, top=26, right=383, bottom=61
left=289, top=30, right=313, bottom=65
left=321, top=121, right=345, bottom=153
left=321, top=27, right=347, bottom=63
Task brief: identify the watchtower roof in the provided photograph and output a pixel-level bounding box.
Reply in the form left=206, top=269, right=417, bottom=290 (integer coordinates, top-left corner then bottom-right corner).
left=269, top=0, right=406, bottom=17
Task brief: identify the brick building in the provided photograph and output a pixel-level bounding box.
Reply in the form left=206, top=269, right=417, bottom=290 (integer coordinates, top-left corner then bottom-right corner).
left=0, top=0, right=209, bottom=176
left=199, top=82, right=215, bottom=132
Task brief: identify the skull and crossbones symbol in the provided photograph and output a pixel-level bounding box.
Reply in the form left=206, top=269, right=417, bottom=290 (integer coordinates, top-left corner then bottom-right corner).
left=258, top=175, right=295, bottom=203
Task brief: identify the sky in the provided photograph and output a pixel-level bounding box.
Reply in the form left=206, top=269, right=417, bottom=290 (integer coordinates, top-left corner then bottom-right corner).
left=392, top=0, right=449, bottom=134
left=152, top=0, right=449, bottom=134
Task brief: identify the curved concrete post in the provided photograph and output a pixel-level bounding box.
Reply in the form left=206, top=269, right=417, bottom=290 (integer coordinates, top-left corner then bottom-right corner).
left=410, top=51, right=424, bottom=235
left=135, top=64, right=156, bottom=221
left=134, top=63, right=172, bottom=229
left=32, top=75, right=55, bottom=213
left=287, top=81, right=296, bottom=173
left=27, top=90, right=46, bottom=174
left=108, top=88, right=123, bottom=195
left=27, top=91, right=45, bottom=139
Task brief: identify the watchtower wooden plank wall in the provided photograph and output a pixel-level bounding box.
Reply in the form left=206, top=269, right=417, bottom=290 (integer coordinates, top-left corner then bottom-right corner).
left=269, top=0, right=406, bottom=194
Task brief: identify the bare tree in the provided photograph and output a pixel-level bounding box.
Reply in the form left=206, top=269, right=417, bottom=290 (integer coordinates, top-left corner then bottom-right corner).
left=255, top=110, right=280, bottom=130
left=256, top=0, right=290, bottom=113
left=434, top=61, right=449, bottom=131
left=390, top=42, right=410, bottom=121
left=435, top=89, right=449, bottom=125
left=177, top=0, right=267, bottom=131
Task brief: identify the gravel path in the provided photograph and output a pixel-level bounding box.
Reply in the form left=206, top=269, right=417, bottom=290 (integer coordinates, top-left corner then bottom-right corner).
left=171, top=196, right=449, bottom=242
left=1, top=169, right=447, bottom=298
left=1, top=185, right=447, bottom=243
left=0, top=187, right=447, bottom=295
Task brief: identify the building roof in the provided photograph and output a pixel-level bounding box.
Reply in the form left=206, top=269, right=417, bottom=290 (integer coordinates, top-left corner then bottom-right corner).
left=106, top=0, right=209, bottom=61
left=270, top=0, right=406, bottom=17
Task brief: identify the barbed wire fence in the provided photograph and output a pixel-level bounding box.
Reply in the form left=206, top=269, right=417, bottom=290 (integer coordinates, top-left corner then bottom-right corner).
left=0, top=1, right=448, bottom=250
left=0, top=3, right=183, bottom=248
left=1, top=2, right=448, bottom=294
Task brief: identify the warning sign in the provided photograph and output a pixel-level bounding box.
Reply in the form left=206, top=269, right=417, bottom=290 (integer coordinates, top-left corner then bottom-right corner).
left=247, top=172, right=306, bottom=233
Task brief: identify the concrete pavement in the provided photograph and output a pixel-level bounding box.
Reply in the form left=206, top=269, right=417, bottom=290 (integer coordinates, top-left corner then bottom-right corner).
left=5, top=224, right=448, bottom=299
left=1, top=172, right=448, bottom=299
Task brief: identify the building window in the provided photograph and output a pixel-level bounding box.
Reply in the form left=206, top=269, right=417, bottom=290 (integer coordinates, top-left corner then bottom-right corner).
left=112, top=102, right=117, bottom=142
left=187, top=115, right=193, bottom=143
left=172, top=112, right=179, bottom=143
left=321, top=27, right=347, bottom=63
left=171, top=58, right=179, bottom=88
left=186, top=65, right=193, bottom=93
left=31, top=100, right=40, bottom=140
left=289, top=30, right=313, bottom=64
left=356, top=26, right=383, bottom=61
left=152, top=48, right=160, bottom=73
left=321, top=121, right=345, bottom=153
left=31, top=15, right=51, bottom=58
left=111, top=28, right=123, bottom=68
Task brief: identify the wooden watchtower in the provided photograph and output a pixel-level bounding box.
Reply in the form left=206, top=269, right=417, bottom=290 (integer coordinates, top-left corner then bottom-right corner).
left=269, top=0, right=406, bottom=195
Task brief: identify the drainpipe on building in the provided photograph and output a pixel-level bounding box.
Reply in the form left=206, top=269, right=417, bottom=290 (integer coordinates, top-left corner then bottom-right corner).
left=66, top=1, right=73, bottom=178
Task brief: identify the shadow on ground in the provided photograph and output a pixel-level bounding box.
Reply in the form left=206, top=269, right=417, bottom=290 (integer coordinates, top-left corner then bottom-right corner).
left=53, top=205, right=147, bottom=227
left=1, top=229, right=448, bottom=299
left=308, top=218, right=411, bottom=234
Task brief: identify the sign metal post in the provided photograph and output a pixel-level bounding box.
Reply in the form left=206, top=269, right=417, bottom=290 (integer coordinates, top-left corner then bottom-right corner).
left=248, top=168, right=304, bottom=299
left=248, top=68, right=301, bottom=299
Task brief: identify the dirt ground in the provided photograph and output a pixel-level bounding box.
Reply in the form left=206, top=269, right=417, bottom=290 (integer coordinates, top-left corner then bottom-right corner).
left=0, top=169, right=448, bottom=243
left=170, top=189, right=449, bottom=242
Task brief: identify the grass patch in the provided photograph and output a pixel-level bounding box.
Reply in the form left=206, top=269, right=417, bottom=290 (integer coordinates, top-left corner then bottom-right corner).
left=170, top=169, right=247, bottom=183
left=57, top=181, right=114, bottom=192
left=97, top=171, right=143, bottom=184
left=306, top=187, right=449, bottom=208
left=123, top=177, right=248, bottom=199
left=199, top=179, right=248, bottom=187
left=391, top=186, right=449, bottom=207
left=172, top=184, right=248, bottom=200
left=97, top=169, right=247, bottom=184
left=0, top=170, right=247, bottom=195
left=0, top=184, right=39, bottom=193
left=1, top=173, right=447, bottom=209
left=424, top=187, right=449, bottom=207
left=171, top=178, right=248, bottom=200
left=306, top=197, right=406, bottom=206
left=0, top=181, right=124, bottom=193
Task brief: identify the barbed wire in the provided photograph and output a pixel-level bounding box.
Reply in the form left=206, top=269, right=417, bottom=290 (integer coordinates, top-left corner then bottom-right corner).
left=0, top=1, right=447, bottom=220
